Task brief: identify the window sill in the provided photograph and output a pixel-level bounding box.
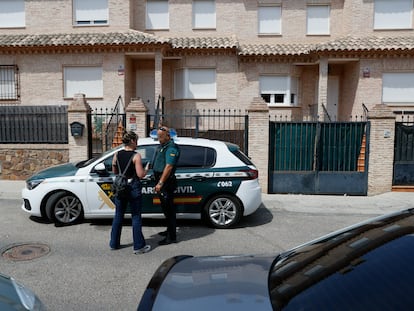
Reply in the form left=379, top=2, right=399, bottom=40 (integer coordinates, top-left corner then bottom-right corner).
left=374, top=28, right=413, bottom=31
left=0, top=26, right=25, bottom=29
left=145, top=28, right=169, bottom=31
left=268, top=104, right=301, bottom=108
left=385, top=103, right=414, bottom=107
left=73, top=24, right=109, bottom=28
left=258, top=33, right=282, bottom=37
left=193, top=28, right=216, bottom=31
left=306, top=34, right=330, bottom=37
left=64, top=97, right=103, bottom=100
left=171, top=98, right=217, bottom=101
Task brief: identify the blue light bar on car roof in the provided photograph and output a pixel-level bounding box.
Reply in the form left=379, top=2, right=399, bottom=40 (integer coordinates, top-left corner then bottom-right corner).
left=149, top=128, right=178, bottom=140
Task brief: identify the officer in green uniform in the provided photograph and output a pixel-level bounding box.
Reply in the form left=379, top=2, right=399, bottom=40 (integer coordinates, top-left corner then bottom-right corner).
left=152, top=125, right=180, bottom=245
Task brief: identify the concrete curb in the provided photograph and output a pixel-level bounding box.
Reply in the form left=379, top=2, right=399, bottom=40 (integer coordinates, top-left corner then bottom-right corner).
left=2, top=180, right=414, bottom=216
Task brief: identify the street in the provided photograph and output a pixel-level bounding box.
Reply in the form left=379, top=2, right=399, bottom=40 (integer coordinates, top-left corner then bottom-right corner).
left=0, top=197, right=396, bottom=310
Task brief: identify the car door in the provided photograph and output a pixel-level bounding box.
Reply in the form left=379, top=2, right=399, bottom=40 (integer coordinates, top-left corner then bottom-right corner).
left=136, top=144, right=161, bottom=213
left=85, top=153, right=117, bottom=215
left=172, top=145, right=217, bottom=214
left=85, top=144, right=160, bottom=215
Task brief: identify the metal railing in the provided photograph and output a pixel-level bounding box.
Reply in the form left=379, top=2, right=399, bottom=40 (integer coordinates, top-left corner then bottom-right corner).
left=147, top=109, right=249, bottom=154
left=89, top=97, right=125, bottom=156
left=0, top=105, right=68, bottom=143
left=0, top=65, right=20, bottom=101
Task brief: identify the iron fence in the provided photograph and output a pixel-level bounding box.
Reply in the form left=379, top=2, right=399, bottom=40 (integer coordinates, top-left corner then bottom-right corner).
left=89, top=97, right=125, bottom=156
left=147, top=109, right=248, bottom=154
left=0, top=105, right=68, bottom=143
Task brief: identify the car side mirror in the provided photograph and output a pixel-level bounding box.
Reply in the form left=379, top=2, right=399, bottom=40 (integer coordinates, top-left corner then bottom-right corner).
left=94, top=163, right=108, bottom=176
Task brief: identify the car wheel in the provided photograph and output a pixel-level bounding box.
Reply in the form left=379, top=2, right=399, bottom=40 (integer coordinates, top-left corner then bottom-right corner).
left=204, top=194, right=242, bottom=229
left=46, top=192, right=84, bottom=225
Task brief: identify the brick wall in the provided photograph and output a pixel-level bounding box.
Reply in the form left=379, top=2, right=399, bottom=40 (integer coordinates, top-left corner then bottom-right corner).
left=367, top=105, right=396, bottom=195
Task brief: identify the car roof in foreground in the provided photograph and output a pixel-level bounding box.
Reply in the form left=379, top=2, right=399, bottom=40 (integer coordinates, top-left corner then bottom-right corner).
left=269, top=208, right=414, bottom=310
left=138, top=254, right=275, bottom=311
left=138, top=209, right=414, bottom=311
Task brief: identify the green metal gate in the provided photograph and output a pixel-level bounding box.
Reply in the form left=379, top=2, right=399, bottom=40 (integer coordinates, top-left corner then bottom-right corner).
left=393, top=122, right=414, bottom=185
left=269, top=121, right=369, bottom=195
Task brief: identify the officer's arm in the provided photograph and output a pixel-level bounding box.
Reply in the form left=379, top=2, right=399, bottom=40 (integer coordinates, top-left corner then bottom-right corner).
left=158, top=164, right=174, bottom=186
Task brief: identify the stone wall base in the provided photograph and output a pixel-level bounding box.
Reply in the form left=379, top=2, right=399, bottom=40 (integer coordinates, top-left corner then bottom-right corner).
left=0, top=145, right=69, bottom=180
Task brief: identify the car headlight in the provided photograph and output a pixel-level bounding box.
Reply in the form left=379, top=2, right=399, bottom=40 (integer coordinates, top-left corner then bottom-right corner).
left=26, top=179, right=44, bottom=190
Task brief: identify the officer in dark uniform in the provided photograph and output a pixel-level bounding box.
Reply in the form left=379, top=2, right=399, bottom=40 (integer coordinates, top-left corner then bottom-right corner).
left=152, top=125, right=180, bottom=245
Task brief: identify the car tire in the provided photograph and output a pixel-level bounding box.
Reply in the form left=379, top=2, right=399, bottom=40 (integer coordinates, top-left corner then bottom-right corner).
left=204, top=194, right=242, bottom=229
left=45, top=192, right=84, bottom=225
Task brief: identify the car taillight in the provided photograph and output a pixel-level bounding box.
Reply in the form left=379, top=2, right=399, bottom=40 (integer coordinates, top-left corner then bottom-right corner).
left=241, top=169, right=258, bottom=179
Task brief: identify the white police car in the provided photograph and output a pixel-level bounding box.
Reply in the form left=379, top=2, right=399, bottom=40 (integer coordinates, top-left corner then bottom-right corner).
left=21, top=137, right=262, bottom=229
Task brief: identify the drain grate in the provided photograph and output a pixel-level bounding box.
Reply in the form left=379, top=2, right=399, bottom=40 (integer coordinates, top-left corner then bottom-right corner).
left=2, top=243, right=50, bottom=261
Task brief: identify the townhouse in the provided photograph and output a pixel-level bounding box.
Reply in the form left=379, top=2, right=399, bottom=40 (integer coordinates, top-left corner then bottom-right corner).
left=1, top=0, right=413, bottom=117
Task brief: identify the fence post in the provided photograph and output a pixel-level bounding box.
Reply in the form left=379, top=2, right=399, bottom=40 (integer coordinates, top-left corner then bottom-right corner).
left=126, top=98, right=148, bottom=139
left=367, top=104, right=396, bottom=195
left=247, top=97, right=269, bottom=193
left=67, top=93, right=91, bottom=162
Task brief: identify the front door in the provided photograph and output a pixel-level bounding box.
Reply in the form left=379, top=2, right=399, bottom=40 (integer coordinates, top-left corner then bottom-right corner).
left=327, top=76, right=339, bottom=121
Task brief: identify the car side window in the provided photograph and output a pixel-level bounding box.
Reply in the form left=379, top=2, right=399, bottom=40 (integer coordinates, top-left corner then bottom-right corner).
left=103, top=155, right=114, bottom=172
left=136, top=144, right=158, bottom=166
left=177, top=145, right=216, bottom=168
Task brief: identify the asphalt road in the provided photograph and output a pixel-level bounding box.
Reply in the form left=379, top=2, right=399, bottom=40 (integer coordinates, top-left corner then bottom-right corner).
left=0, top=198, right=388, bottom=310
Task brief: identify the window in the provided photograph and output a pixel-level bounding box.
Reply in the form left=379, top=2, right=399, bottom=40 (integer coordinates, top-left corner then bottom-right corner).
left=258, top=5, right=281, bottom=35
left=382, top=73, right=414, bottom=103
left=146, top=0, right=169, bottom=30
left=177, top=145, right=216, bottom=168
left=0, top=65, right=19, bottom=100
left=73, top=0, right=108, bottom=25
left=193, top=0, right=216, bottom=29
left=0, top=0, right=25, bottom=28
left=307, top=5, right=330, bottom=35
left=174, top=69, right=216, bottom=99
left=374, top=0, right=412, bottom=30
left=260, top=75, right=298, bottom=105
left=64, top=66, right=103, bottom=98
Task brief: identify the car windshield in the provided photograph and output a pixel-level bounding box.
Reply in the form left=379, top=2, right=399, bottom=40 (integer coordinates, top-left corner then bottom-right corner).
left=76, top=146, right=122, bottom=168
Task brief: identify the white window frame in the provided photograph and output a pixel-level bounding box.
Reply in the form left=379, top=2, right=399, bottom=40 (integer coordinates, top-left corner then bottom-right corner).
left=193, top=0, right=216, bottom=29
left=374, top=0, right=413, bottom=30
left=63, top=66, right=103, bottom=98
left=0, top=0, right=25, bottom=28
left=0, top=65, right=18, bottom=100
left=382, top=72, right=414, bottom=104
left=146, top=0, right=169, bottom=30
left=260, top=75, right=298, bottom=106
left=174, top=68, right=216, bottom=100
left=307, top=5, right=330, bottom=35
left=258, top=5, right=282, bottom=35
left=73, top=0, right=109, bottom=25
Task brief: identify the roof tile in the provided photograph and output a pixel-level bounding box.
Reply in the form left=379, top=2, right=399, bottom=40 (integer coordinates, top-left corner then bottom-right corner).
left=1, top=32, right=414, bottom=56
left=0, top=31, right=166, bottom=47
left=168, top=36, right=239, bottom=49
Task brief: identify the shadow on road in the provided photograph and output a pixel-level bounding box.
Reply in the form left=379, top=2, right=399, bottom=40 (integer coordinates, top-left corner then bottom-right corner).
left=236, top=204, right=274, bottom=228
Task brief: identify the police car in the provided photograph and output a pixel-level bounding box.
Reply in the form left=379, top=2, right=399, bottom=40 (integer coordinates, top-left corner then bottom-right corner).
left=21, top=137, right=262, bottom=229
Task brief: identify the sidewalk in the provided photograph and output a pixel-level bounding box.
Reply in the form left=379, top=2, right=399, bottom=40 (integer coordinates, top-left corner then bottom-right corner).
left=2, top=180, right=414, bottom=215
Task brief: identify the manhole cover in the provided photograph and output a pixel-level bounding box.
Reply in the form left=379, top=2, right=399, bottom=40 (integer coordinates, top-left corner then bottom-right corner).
left=2, top=243, right=50, bottom=261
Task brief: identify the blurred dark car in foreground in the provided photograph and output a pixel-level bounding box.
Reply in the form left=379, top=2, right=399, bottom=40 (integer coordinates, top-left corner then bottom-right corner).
left=138, top=208, right=414, bottom=310
left=0, top=272, right=46, bottom=310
